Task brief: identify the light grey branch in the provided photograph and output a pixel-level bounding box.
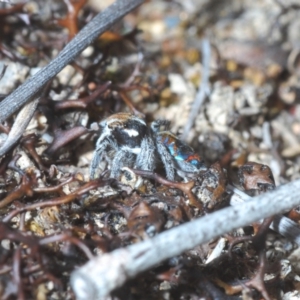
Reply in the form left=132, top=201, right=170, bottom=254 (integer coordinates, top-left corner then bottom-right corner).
left=0, top=0, right=145, bottom=123
left=229, top=185, right=300, bottom=245
left=262, top=121, right=272, bottom=149
left=182, top=38, right=211, bottom=140
left=71, top=178, right=300, bottom=300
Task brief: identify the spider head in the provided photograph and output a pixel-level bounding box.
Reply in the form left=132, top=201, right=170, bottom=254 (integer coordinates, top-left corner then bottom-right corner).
left=101, top=113, right=149, bottom=152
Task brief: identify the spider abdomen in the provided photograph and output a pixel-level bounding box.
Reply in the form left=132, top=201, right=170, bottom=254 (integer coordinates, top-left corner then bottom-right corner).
left=157, top=131, right=204, bottom=170
left=105, top=113, right=148, bottom=150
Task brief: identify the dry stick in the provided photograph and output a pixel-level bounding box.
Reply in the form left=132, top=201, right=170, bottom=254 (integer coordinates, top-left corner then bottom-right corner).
left=0, top=0, right=145, bottom=123
left=71, top=178, right=300, bottom=300
left=2, top=179, right=110, bottom=222
left=0, top=98, right=39, bottom=156
left=130, top=168, right=202, bottom=210
left=229, top=185, right=300, bottom=245
left=181, top=38, right=211, bottom=140
left=0, top=81, right=54, bottom=156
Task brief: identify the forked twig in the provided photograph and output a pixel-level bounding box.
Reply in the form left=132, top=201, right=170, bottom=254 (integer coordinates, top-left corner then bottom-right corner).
left=130, top=168, right=202, bottom=210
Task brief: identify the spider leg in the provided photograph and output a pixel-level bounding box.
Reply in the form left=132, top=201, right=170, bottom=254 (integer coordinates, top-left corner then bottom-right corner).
left=90, top=138, right=110, bottom=179
left=176, top=160, right=199, bottom=173
left=136, top=136, right=156, bottom=171
left=110, top=150, right=136, bottom=178
left=156, top=140, right=176, bottom=181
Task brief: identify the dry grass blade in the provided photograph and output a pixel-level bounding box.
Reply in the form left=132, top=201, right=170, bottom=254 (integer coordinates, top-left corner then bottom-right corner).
left=0, top=98, right=39, bottom=156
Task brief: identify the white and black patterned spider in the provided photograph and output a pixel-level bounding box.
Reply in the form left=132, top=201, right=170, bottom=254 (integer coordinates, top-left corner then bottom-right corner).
left=90, top=112, right=206, bottom=180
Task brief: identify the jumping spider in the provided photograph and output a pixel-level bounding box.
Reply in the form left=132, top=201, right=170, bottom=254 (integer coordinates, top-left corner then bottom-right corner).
left=90, top=112, right=206, bottom=180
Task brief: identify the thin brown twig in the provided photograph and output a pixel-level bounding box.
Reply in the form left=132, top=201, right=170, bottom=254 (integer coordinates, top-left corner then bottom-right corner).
left=54, top=81, right=111, bottom=110
left=39, top=233, right=94, bottom=260
left=0, top=175, right=34, bottom=209
left=13, top=247, right=25, bottom=300
left=118, top=91, right=145, bottom=117
left=3, top=178, right=112, bottom=222
left=130, top=168, right=203, bottom=210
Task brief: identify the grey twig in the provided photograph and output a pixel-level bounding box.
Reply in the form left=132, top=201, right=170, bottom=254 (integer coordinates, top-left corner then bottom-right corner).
left=182, top=38, right=211, bottom=140
left=0, top=98, right=39, bottom=156
left=71, top=179, right=300, bottom=300
left=262, top=122, right=272, bottom=149
left=0, top=0, right=145, bottom=123
left=229, top=185, right=300, bottom=245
